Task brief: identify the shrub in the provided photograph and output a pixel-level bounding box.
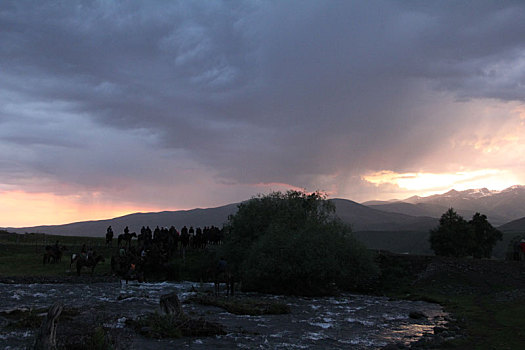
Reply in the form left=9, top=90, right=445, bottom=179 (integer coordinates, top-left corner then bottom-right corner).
left=221, top=190, right=378, bottom=295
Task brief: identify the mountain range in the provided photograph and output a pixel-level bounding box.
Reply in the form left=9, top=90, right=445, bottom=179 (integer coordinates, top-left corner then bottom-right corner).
left=363, top=185, right=525, bottom=226
left=5, top=185, right=525, bottom=240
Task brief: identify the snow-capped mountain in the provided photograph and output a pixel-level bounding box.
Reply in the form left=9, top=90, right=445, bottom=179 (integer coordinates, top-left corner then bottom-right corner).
left=366, top=185, right=525, bottom=226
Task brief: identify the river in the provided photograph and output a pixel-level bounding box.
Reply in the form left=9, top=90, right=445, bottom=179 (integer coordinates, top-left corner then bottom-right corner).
left=0, top=281, right=446, bottom=349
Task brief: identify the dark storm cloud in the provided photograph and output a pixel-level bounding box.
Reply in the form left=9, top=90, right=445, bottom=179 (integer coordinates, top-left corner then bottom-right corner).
left=1, top=0, right=525, bottom=199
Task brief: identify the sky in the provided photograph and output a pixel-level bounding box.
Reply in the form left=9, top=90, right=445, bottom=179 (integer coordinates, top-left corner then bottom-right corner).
left=2, top=1, right=525, bottom=227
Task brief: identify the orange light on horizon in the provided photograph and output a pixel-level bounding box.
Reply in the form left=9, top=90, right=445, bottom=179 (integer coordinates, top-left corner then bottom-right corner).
left=0, top=190, right=170, bottom=228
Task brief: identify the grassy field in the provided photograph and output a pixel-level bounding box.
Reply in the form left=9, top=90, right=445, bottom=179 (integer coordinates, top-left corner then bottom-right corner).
left=378, top=253, right=525, bottom=349
left=399, top=287, right=525, bottom=349
left=0, top=231, right=217, bottom=280
left=0, top=231, right=115, bottom=276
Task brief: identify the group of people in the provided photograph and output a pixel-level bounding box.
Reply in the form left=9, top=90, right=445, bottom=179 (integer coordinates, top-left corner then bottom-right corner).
left=43, top=225, right=230, bottom=287
left=107, top=224, right=225, bottom=282
left=107, top=224, right=224, bottom=251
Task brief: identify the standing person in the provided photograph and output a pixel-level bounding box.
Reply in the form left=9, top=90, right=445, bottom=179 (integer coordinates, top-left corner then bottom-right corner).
left=520, top=239, right=525, bottom=261
left=81, top=243, right=87, bottom=260
left=195, top=227, right=203, bottom=249
left=180, top=226, right=189, bottom=262
left=106, top=226, right=114, bottom=247
left=189, top=226, right=195, bottom=248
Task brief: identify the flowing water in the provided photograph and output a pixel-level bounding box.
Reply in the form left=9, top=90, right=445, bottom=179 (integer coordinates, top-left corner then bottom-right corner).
left=0, top=281, right=446, bottom=349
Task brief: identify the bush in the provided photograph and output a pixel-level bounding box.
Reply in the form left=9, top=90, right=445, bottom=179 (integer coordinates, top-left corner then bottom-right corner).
left=221, top=191, right=378, bottom=295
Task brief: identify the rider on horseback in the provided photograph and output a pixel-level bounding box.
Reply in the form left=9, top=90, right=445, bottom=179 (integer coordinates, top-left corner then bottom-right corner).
left=80, top=244, right=87, bottom=260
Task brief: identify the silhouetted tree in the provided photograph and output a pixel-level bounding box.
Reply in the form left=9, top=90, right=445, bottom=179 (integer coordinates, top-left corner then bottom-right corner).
left=430, top=209, right=502, bottom=258
left=469, top=213, right=502, bottom=258
left=221, top=190, right=379, bottom=295
left=430, top=208, right=471, bottom=257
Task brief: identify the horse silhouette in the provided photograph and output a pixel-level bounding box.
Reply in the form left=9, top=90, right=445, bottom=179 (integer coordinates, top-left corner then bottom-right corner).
left=76, top=253, right=105, bottom=276
left=118, top=232, right=137, bottom=249
left=211, top=259, right=234, bottom=296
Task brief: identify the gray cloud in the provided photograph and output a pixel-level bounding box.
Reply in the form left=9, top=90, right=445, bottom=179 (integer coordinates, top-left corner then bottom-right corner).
left=1, top=0, right=525, bottom=207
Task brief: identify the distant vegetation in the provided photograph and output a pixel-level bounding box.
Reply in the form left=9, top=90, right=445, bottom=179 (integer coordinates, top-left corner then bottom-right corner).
left=430, top=209, right=502, bottom=258
left=221, top=190, right=379, bottom=295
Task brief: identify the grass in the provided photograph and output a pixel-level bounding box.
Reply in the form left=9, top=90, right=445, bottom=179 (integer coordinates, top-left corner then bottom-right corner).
left=401, top=291, right=525, bottom=349
left=0, top=233, right=114, bottom=276
left=4, top=308, right=44, bottom=329
left=81, top=326, right=114, bottom=350
left=2, top=307, right=80, bottom=330
left=378, top=254, right=525, bottom=349
left=0, top=231, right=220, bottom=280
left=127, top=311, right=225, bottom=338
left=128, top=312, right=184, bottom=339
left=187, top=294, right=291, bottom=315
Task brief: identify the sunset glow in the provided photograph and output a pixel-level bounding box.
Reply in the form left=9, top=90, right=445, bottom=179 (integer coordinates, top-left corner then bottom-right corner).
left=0, top=191, right=168, bottom=228
left=1, top=2, right=525, bottom=227
left=362, top=170, right=521, bottom=197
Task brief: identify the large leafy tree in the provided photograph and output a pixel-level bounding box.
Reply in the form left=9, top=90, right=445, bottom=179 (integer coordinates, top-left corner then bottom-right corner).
left=221, top=190, right=378, bottom=295
left=430, top=209, right=502, bottom=258
left=430, top=208, right=471, bottom=257
left=469, top=212, right=502, bottom=259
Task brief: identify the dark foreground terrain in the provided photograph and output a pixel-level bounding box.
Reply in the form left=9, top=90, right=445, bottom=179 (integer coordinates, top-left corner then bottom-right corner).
left=377, top=252, right=525, bottom=349
left=1, top=230, right=525, bottom=349
left=1, top=254, right=524, bottom=349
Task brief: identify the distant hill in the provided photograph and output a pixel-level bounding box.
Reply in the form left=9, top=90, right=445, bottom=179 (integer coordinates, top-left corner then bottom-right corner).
left=7, top=203, right=240, bottom=237
left=6, top=199, right=438, bottom=237
left=331, top=199, right=438, bottom=231
left=498, top=216, right=525, bottom=233
left=368, top=202, right=443, bottom=217
left=353, top=230, right=433, bottom=255
left=368, top=202, right=508, bottom=225
left=360, top=199, right=400, bottom=206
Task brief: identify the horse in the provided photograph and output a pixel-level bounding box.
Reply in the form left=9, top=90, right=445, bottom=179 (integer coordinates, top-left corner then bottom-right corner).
left=118, top=232, right=137, bottom=249
left=111, top=255, right=144, bottom=285
left=76, top=253, right=105, bottom=276
left=214, top=269, right=234, bottom=297
left=43, top=245, right=67, bottom=265
left=211, top=259, right=234, bottom=297
left=70, top=253, right=78, bottom=269
left=121, top=263, right=145, bottom=285
left=70, top=253, right=84, bottom=269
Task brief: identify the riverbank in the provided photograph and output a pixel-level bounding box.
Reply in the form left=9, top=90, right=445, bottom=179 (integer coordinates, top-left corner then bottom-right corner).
left=377, top=252, right=525, bottom=349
